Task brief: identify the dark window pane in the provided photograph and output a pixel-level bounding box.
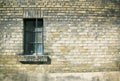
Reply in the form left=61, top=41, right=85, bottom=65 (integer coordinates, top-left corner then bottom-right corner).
left=26, top=32, right=35, bottom=43
left=25, top=32, right=35, bottom=55
left=26, top=43, right=35, bottom=55
left=25, top=20, right=35, bottom=31
left=37, top=19, right=43, bottom=28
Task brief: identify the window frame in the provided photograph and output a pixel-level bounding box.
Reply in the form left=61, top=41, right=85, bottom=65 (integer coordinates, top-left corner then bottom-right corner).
left=23, top=18, right=44, bottom=55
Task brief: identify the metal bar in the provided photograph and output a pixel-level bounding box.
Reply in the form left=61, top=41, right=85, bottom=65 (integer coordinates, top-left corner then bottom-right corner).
left=42, top=21, right=44, bottom=55
left=35, top=18, right=37, bottom=55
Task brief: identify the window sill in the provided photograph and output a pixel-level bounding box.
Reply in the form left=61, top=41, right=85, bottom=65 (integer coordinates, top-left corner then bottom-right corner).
left=17, top=54, right=51, bottom=64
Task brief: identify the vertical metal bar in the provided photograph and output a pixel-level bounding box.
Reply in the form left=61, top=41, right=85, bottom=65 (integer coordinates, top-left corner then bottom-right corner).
left=42, top=19, right=44, bottom=55
left=35, top=18, right=37, bottom=55
left=36, top=19, right=38, bottom=55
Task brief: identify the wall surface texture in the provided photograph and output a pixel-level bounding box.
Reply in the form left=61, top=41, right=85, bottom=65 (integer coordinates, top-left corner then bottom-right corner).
left=0, top=0, right=120, bottom=81
left=0, top=72, right=120, bottom=81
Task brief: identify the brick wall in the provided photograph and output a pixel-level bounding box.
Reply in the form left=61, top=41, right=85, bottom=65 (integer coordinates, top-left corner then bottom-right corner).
left=0, top=0, right=120, bottom=73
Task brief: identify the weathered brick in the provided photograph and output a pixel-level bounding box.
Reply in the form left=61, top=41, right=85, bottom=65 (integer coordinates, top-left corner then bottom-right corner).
left=0, top=0, right=120, bottom=75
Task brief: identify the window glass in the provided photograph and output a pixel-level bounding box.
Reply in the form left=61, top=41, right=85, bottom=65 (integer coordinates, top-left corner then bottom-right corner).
left=24, top=18, right=43, bottom=55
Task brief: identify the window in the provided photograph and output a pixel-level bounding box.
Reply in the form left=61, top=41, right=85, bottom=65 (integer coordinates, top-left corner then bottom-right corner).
left=24, top=18, right=43, bottom=55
